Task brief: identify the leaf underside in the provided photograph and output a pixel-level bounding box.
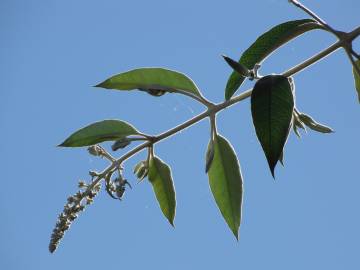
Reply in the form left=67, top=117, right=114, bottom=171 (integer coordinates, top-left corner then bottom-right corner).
left=251, top=75, right=294, bottom=177
left=225, top=19, right=323, bottom=100
left=95, top=67, right=203, bottom=98
left=148, top=156, right=176, bottom=226
left=207, top=134, right=243, bottom=239
left=59, top=120, right=139, bottom=147
left=352, top=59, right=360, bottom=102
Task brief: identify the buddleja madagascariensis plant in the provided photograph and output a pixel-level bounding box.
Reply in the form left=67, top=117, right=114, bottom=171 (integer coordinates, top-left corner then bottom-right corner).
left=49, top=0, right=360, bottom=253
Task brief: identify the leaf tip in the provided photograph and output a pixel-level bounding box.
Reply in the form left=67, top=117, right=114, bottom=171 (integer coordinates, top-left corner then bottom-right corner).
left=232, top=228, right=239, bottom=241
left=168, top=219, right=175, bottom=228
left=221, top=54, right=228, bottom=60
left=270, top=166, right=276, bottom=179
left=94, top=81, right=107, bottom=88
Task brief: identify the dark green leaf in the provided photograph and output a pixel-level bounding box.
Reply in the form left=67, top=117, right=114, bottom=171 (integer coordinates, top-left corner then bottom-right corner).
left=280, top=116, right=294, bottom=165
left=207, top=134, right=243, bottom=239
left=251, top=75, right=294, bottom=177
left=148, top=156, right=176, bottom=226
left=111, top=137, right=131, bottom=151
left=298, top=113, right=334, bottom=133
left=95, top=67, right=202, bottom=98
left=279, top=151, right=284, bottom=166
left=205, top=139, right=215, bottom=173
left=225, top=19, right=323, bottom=100
left=59, top=120, right=139, bottom=147
left=352, top=59, right=360, bottom=102
left=222, top=55, right=250, bottom=77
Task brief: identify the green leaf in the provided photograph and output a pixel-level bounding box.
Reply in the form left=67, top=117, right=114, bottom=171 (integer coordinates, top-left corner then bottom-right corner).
left=111, top=137, right=131, bottom=151
left=222, top=55, right=250, bottom=77
left=298, top=113, right=334, bottom=133
left=207, top=134, right=243, bottom=239
left=352, top=59, right=360, bottom=102
left=251, top=75, right=294, bottom=177
left=279, top=151, right=284, bottom=166
left=148, top=156, right=176, bottom=226
left=95, top=67, right=203, bottom=98
left=59, top=120, right=139, bottom=147
left=205, top=139, right=215, bottom=173
left=225, top=19, right=323, bottom=100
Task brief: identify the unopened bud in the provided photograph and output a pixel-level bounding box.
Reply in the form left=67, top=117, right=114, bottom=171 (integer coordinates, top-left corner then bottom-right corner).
left=87, top=145, right=102, bottom=156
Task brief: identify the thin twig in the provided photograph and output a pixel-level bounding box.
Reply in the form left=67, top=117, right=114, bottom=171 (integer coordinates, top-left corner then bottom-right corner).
left=97, top=145, right=115, bottom=162
left=288, top=0, right=337, bottom=34
left=172, top=89, right=214, bottom=107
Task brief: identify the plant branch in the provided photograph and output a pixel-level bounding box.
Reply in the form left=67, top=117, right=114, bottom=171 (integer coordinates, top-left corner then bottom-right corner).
left=288, top=0, right=337, bottom=34
left=172, top=89, right=214, bottom=107
left=82, top=24, right=360, bottom=194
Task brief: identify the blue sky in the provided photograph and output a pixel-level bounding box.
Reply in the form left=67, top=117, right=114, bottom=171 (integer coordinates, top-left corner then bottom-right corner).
left=1, top=0, right=360, bottom=269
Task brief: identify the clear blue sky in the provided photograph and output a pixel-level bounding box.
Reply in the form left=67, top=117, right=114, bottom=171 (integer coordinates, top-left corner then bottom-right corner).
left=1, top=0, right=360, bottom=269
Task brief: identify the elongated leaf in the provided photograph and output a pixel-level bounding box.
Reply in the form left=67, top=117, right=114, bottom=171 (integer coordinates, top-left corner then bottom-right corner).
left=207, top=134, right=243, bottom=239
left=225, top=19, right=323, bottom=100
left=148, top=156, right=176, bottom=226
left=353, top=59, right=360, bottom=102
left=251, top=75, right=294, bottom=177
left=96, top=67, right=203, bottom=98
left=298, top=113, right=334, bottom=133
left=59, top=120, right=139, bottom=147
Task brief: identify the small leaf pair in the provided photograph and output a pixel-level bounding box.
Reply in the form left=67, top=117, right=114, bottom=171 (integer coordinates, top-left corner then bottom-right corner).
left=298, top=113, right=333, bottom=133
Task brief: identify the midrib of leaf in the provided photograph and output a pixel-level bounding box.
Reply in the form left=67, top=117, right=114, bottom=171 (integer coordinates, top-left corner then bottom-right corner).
left=268, top=86, right=272, bottom=162
left=154, top=158, right=174, bottom=222
left=216, top=137, right=237, bottom=230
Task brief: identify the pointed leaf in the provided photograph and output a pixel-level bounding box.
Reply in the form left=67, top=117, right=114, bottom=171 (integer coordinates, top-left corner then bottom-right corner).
left=251, top=75, right=294, bottom=177
left=207, top=134, right=243, bottom=239
left=298, top=113, right=334, bottom=133
left=352, top=59, right=360, bottom=102
left=59, top=120, right=139, bottom=147
left=279, top=151, right=284, bottom=166
left=225, top=19, right=323, bottom=100
left=148, top=156, right=176, bottom=226
left=96, top=67, right=203, bottom=98
left=222, top=55, right=250, bottom=77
